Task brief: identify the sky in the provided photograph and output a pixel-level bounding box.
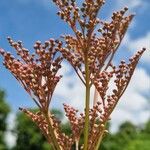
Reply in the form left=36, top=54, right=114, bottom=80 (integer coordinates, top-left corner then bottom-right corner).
left=0, top=0, right=150, bottom=147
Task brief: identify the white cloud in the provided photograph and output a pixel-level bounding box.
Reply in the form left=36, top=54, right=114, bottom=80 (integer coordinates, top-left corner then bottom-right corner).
left=123, top=32, right=150, bottom=63
left=116, top=0, right=142, bottom=9
left=111, top=109, right=150, bottom=132
left=111, top=68, right=150, bottom=132
left=54, top=62, right=95, bottom=112
left=5, top=132, right=16, bottom=149
left=5, top=113, right=16, bottom=148
left=130, top=68, right=150, bottom=92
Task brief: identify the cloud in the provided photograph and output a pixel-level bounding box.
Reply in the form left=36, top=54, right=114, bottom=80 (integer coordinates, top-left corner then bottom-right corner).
left=5, top=113, right=16, bottom=148
left=123, top=32, right=150, bottom=63
left=54, top=62, right=95, bottom=112
left=114, top=0, right=148, bottom=19
left=111, top=67, right=150, bottom=132
left=116, top=0, right=143, bottom=9
left=5, top=132, right=16, bottom=149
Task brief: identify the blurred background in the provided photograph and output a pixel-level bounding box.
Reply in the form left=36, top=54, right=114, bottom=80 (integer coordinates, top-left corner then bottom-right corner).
left=0, top=0, right=150, bottom=149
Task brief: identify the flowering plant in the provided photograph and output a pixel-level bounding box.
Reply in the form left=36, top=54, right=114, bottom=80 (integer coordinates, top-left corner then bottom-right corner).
left=0, top=0, right=146, bottom=149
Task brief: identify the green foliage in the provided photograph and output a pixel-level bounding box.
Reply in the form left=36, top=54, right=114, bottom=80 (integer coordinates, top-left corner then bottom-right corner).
left=126, top=139, right=150, bottom=150
left=0, top=90, right=10, bottom=130
left=61, top=122, right=72, bottom=136
left=124, top=120, right=150, bottom=150
left=51, top=109, right=64, bottom=121
left=0, top=89, right=10, bottom=150
left=143, top=120, right=150, bottom=134
left=100, top=120, right=150, bottom=150
left=115, top=121, right=137, bottom=148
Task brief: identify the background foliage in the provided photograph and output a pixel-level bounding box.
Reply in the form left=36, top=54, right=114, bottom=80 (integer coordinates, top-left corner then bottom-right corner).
left=0, top=89, right=10, bottom=150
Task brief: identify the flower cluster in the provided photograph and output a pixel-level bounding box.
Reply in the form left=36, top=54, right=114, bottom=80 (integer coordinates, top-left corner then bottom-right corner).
left=55, top=1, right=135, bottom=86
left=19, top=107, right=73, bottom=149
left=0, top=37, right=63, bottom=111
left=63, top=104, right=85, bottom=141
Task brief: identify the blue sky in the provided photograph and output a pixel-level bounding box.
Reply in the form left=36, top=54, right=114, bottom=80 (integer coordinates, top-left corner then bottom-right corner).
left=0, top=0, right=150, bottom=129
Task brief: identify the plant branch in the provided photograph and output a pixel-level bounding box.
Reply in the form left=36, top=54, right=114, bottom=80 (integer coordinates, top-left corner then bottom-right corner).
left=43, top=111, right=61, bottom=150
left=74, top=66, right=86, bottom=85
left=95, top=129, right=105, bottom=150
left=83, top=54, right=90, bottom=150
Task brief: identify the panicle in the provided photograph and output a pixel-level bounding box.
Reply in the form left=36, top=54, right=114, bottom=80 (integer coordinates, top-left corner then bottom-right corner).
left=19, top=107, right=73, bottom=149
left=0, top=37, right=63, bottom=111
left=63, top=103, right=84, bottom=140
left=52, top=1, right=146, bottom=148
left=55, top=4, right=135, bottom=88
left=63, top=102, right=109, bottom=149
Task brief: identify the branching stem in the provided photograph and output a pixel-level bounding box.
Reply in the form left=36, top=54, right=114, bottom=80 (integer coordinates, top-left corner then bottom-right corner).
left=95, top=129, right=105, bottom=150
left=43, top=111, right=61, bottom=150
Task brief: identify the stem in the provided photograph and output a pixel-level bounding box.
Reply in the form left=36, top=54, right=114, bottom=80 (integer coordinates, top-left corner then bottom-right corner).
left=95, top=129, right=105, bottom=150
left=93, top=88, right=99, bottom=106
left=75, top=139, right=79, bottom=150
left=83, top=54, right=90, bottom=150
left=43, top=111, right=61, bottom=150
left=74, top=66, right=86, bottom=85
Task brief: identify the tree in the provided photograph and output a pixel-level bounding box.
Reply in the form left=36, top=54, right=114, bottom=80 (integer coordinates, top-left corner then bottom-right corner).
left=118, top=121, right=137, bottom=138
left=143, top=119, right=150, bottom=134
left=124, top=120, right=150, bottom=150
left=0, top=89, right=10, bottom=150
left=100, top=121, right=137, bottom=150
left=105, top=121, right=150, bottom=150
left=116, top=121, right=137, bottom=150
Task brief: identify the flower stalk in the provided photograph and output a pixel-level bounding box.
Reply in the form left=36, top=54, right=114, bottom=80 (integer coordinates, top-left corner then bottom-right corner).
left=43, top=111, right=61, bottom=150
left=83, top=53, right=91, bottom=150
left=95, top=129, right=105, bottom=150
